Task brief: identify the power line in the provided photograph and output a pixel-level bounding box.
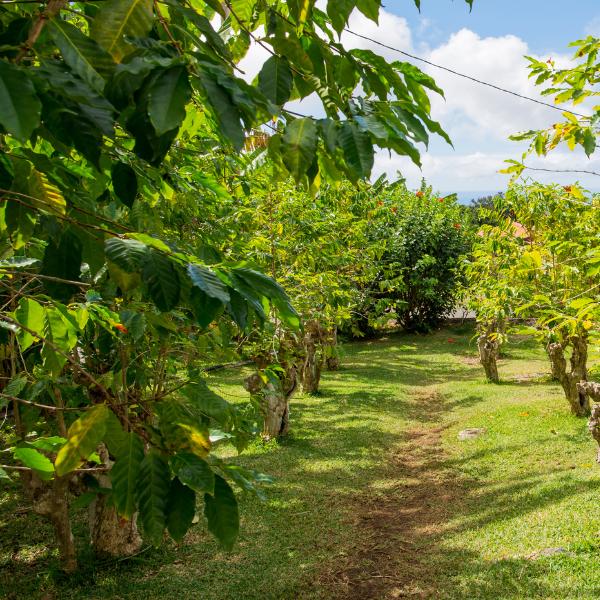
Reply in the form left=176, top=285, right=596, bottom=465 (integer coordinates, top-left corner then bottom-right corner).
left=344, top=28, right=591, bottom=120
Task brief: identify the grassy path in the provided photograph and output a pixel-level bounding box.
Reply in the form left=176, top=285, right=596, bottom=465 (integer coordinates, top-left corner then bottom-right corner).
left=2, top=326, right=600, bottom=599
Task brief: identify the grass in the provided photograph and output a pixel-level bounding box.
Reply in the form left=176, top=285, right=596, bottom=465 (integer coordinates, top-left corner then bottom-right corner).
left=2, top=325, right=600, bottom=599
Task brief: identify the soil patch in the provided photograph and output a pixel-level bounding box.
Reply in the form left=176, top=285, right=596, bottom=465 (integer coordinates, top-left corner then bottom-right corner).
left=320, top=392, right=467, bottom=599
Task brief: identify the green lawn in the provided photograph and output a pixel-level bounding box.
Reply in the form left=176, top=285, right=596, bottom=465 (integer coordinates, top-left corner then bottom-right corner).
left=2, top=326, right=600, bottom=599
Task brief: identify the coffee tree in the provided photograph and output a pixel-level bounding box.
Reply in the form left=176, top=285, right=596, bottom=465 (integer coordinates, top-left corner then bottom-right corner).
left=0, top=0, right=471, bottom=571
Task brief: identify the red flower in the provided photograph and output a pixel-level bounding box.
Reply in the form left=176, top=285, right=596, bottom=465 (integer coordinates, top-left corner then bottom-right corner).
left=416, top=191, right=424, bottom=198
left=447, top=338, right=456, bottom=343
left=453, top=223, right=461, bottom=229
left=377, top=200, right=383, bottom=206
left=391, top=206, right=398, bottom=214
left=437, top=197, right=444, bottom=203
left=114, top=323, right=128, bottom=333
left=563, top=185, right=572, bottom=193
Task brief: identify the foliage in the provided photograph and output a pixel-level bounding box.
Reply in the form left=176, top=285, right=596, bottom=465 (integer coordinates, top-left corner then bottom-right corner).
left=0, top=0, right=473, bottom=567
left=503, top=36, right=599, bottom=176
left=354, top=181, right=472, bottom=334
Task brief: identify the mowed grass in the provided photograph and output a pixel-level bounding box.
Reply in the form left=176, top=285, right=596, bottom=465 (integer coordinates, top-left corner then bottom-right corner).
left=2, top=326, right=600, bottom=599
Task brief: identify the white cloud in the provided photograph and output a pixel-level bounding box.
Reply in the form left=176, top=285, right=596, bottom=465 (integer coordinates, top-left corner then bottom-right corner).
left=373, top=148, right=600, bottom=193
left=424, top=29, right=572, bottom=140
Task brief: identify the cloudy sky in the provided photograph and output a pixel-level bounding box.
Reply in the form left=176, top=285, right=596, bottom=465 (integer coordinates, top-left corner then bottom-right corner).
left=239, top=0, right=600, bottom=200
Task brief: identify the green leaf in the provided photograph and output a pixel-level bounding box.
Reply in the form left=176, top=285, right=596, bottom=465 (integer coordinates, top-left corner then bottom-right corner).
left=281, top=118, right=318, bottom=181
left=136, top=450, right=171, bottom=546
left=110, top=431, right=144, bottom=518
left=258, top=56, right=293, bottom=106
left=28, top=436, right=67, bottom=453
left=171, top=452, right=215, bottom=494
left=14, top=447, right=54, bottom=480
left=55, top=405, right=109, bottom=476
left=166, top=477, right=196, bottom=542
left=327, top=0, right=357, bottom=34
left=15, top=298, right=45, bottom=351
left=90, top=0, right=154, bottom=62
left=204, top=474, right=239, bottom=551
left=181, top=381, right=232, bottom=426
left=41, top=306, right=79, bottom=376
left=0, top=61, right=41, bottom=141
left=338, top=121, right=374, bottom=180
left=103, top=410, right=130, bottom=457
left=142, top=249, right=180, bottom=311
left=147, top=67, right=192, bottom=136
left=48, top=19, right=115, bottom=91
left=0, top=467, right=10, bottom=481
left=4, top=374, right=27, bottom=400
left=111, top=162, right=138, bottom=208
left=41, top=230, right=83, bottom=302
left=189, top=287, right=223, bottom=328
left=187, top=264, right=230, bottom=303
left=105, top=237, right=149, bottom=272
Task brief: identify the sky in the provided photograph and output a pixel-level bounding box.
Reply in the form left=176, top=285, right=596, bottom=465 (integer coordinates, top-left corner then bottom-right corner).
left=238, top=1, right=600, bottom=200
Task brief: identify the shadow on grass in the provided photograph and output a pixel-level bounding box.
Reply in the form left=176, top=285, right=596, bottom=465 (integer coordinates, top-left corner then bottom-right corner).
left=0, top=328, right=595, bottom=600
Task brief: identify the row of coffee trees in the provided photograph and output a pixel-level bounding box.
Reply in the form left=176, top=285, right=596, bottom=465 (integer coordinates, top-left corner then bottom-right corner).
left=466, top=33, right=600, bottom=457
left=0, top=0, right=475, bottom=574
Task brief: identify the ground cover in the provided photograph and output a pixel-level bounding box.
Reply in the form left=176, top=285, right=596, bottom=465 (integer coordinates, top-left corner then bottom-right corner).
left=2, top=325, right=600, bottom=599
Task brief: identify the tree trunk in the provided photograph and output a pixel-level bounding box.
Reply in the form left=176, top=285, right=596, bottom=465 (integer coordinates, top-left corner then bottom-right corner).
left=245, top=365, right=298, bottom=440
left=546, top=341, right=564, bottom=381
left=302, top=320, right=323, bottom=394
left=325, top=327, right=340, bottom=371
left=89, top=498, right=143, bottom=558
left=89, top=445, right=143, bottom=557
left=578, top=381, right=600, bottom=461
left=24, top=472, right=77, bottom=572
left=548, top=337, right=589, bottom=416
left=477, top=324, right=500, bottom=383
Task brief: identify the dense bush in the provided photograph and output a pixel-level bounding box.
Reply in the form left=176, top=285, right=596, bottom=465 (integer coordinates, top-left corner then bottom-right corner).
left=353, top=183, right=472, bottom=334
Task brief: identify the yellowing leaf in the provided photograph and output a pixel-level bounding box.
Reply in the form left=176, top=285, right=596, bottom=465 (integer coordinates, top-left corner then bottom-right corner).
left=28, top=170, right=66, bottom=215
left=55, top=404, right=109, bottom=476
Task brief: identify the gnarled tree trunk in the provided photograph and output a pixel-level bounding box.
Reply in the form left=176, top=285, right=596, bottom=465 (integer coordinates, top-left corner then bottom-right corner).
left=548, top=336, right=589, bottom=416
left=302, top=320, right=324, bottom=394
left=89, top=446, right=142, bottom=557
left=477, top=322, right=500, bottom=383
left=23, top=472, right=77, bottom=572
left=577, top=381, right=600, bottom=461
left=245, top=364, right=298, bottom=440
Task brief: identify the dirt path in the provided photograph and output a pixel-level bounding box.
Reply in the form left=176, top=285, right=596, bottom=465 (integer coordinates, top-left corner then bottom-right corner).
left=322, top=391, right=467, bottom=599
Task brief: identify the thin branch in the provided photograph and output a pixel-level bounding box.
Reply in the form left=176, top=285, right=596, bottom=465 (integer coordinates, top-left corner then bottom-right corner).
left=16, top=0, right=67, bottom=62
left=0, top=269, right=90, bottom=288
left=523, top=165, right=600, bottom=177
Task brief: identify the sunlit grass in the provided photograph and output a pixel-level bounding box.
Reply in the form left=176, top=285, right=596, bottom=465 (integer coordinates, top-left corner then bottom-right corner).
left=1, top=325, right=600, bottom=599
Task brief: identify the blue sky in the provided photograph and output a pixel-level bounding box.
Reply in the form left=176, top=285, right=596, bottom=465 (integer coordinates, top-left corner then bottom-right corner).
left=398, top=0, right=599, bottom=55
left=349, top=0, right=600, bottom=197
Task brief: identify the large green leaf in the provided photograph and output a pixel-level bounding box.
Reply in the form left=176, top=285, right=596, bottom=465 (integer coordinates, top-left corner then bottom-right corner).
left=48, top=19, right=115, bottom=91
left=55, top=404, right=109, bottom=476
left=147, top=67, right=192, bottom=136
left=281, top=118, right=317, bottom=181
left=204, top=474, right=239, bottom=551
left=338, top=121, right=374, bottom=180
left=136, top=450, right=171, bottom=546
left=105, top=237, right=148, bottom=272
left=258, top=56, right=293, bottom=106
left=187, top=264, right=230, bottom=303
left=14, top=297, right=45, bottom=351
left=181, top=381, right=232, bottom=426
left=110, top=432, right=144, bottom=518
left=41, top=230, right=83, bottom=302
left=142, top=249, right=180, bottom=311
left=166, top=477, right=196, bottom=542
left=14, top=447, right=54, bottom=480
left=111, top=162, right=138, bottom=208
left=0, top=61, right=41, bottom=141
left=90, top=0, right=154, bottom=62
left=41, top=306, right=79, bottom=376
left=171, top=452, right=215, bottom=494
